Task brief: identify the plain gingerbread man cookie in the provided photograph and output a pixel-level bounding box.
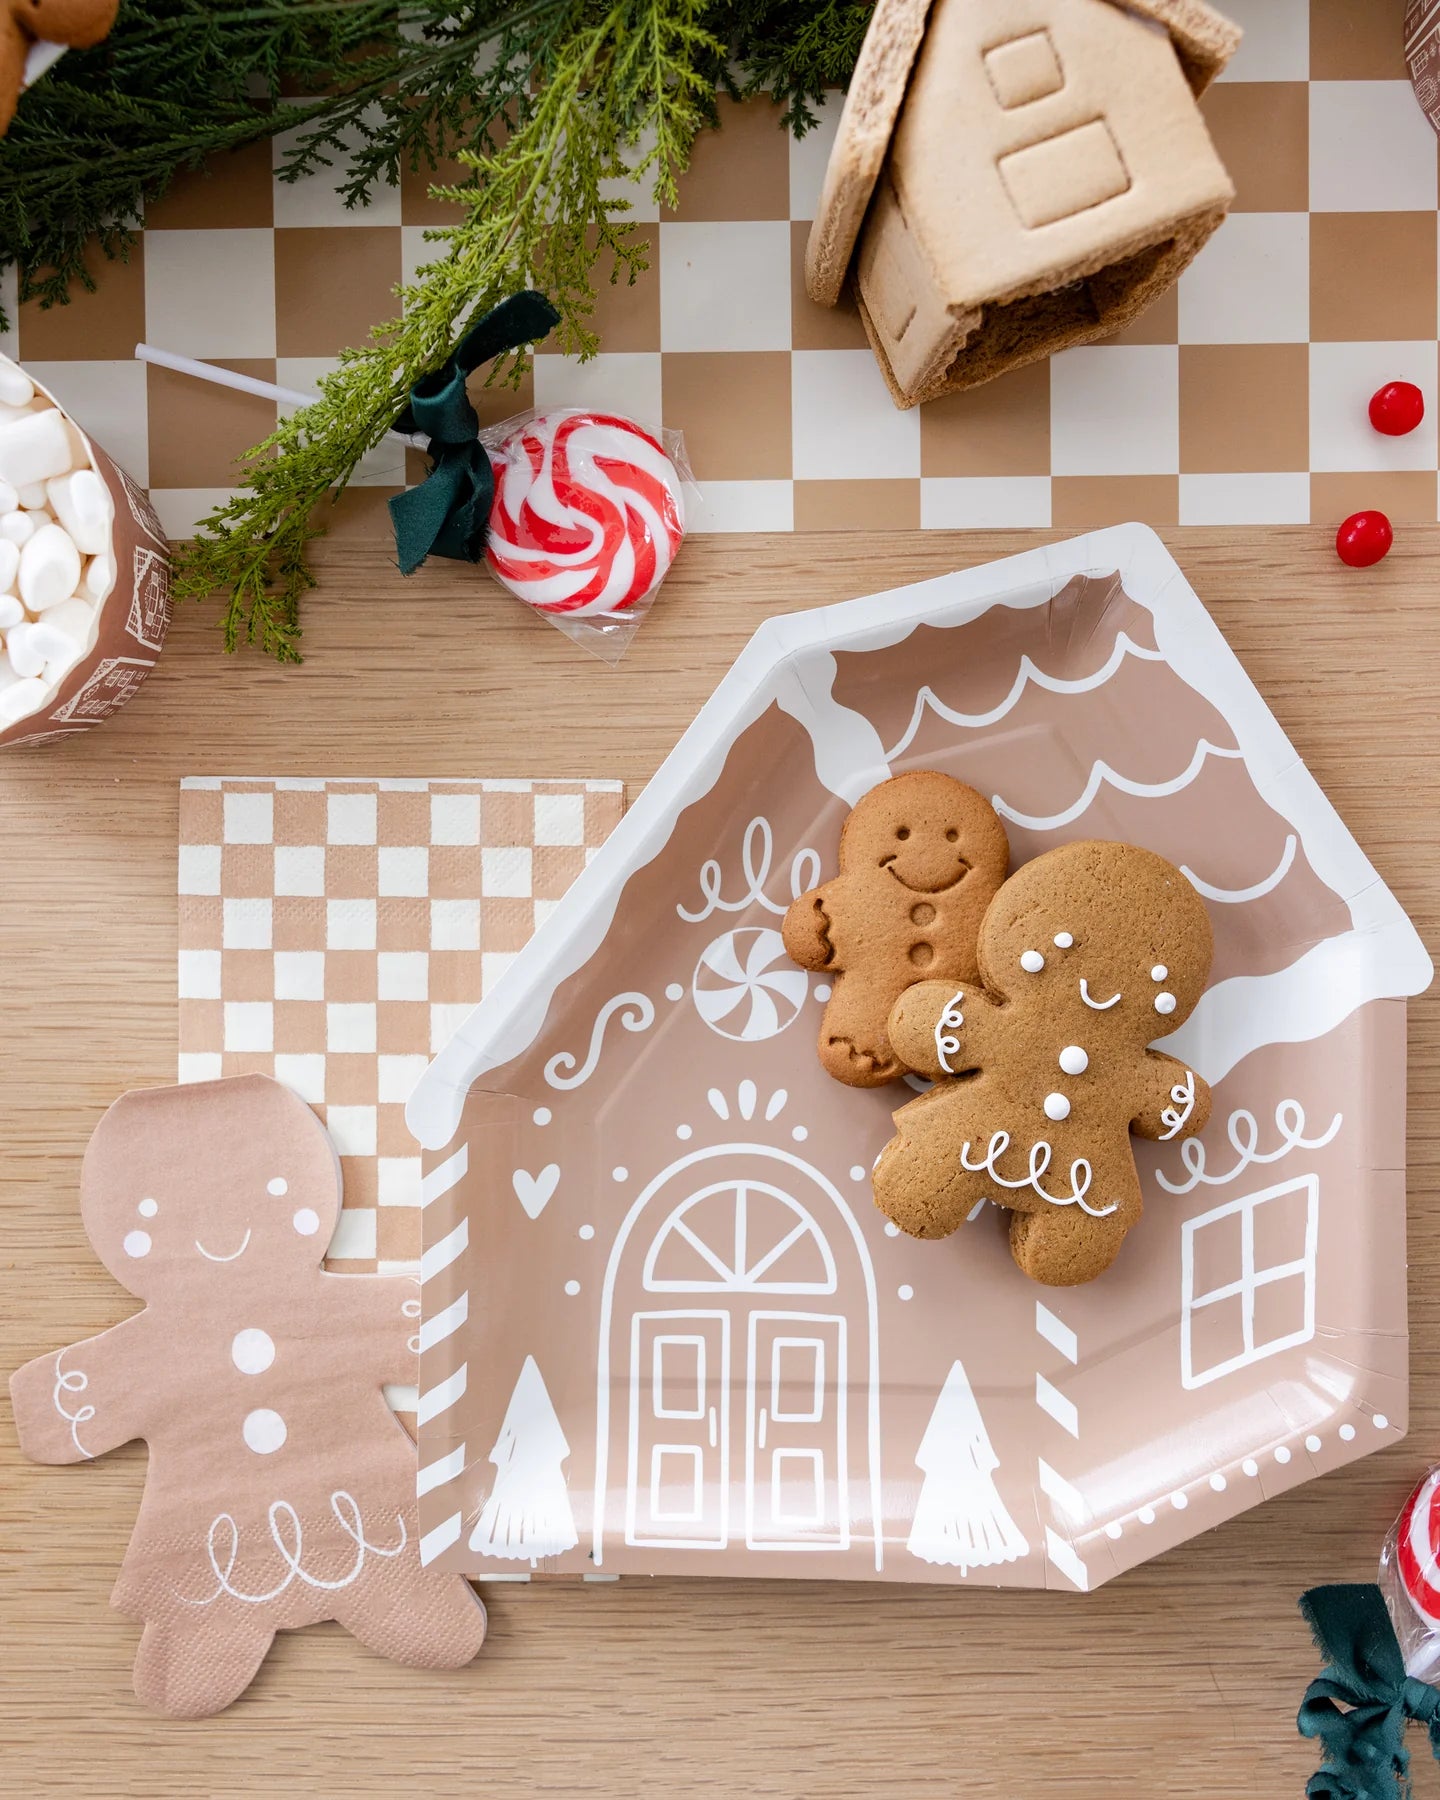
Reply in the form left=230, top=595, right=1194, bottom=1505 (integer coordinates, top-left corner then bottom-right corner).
left=873, top=840, right=1213, bottom=1285
left=9, top=1074, right=486, bottom=1717
left=0, top=0, right=118, bottom=133
left=782, top=769, right=1009, bottom=1086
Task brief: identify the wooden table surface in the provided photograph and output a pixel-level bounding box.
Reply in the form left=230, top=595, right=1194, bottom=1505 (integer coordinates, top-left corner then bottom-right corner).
left=3, top=525, right=1438, bottom=1797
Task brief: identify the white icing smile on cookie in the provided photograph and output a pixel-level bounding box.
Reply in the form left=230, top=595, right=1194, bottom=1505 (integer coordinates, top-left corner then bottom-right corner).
left=1079, top=979, right=1121, bottom=1010
left=195, top=1229, right=252, bottom=1263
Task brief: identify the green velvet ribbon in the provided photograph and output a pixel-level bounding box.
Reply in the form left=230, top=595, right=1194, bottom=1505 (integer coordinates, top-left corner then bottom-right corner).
left=1299, top=1585, right=1440, bottom=1799
left=388, top=290, right=560, bottom=576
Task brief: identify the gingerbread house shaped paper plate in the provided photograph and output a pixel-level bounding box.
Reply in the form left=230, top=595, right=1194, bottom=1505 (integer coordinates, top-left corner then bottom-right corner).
left=408, top=525, right=1431, bottom=1592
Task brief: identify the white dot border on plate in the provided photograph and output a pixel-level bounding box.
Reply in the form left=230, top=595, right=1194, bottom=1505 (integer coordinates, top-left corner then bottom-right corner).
left=1091, top=1413, right=1397, bottom=1544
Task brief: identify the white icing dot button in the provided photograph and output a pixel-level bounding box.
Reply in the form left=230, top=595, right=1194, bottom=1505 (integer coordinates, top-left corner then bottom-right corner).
left=1209, top=1472, right=1227, bottom=1492
left=1242, top=1458, right=1259, bottom=1477
left=1104, top=1521, right=1122, bottom=1540
left=1053, top=932, right=1073, bottom=948
left=243, top=1408, right=287, bottom=1454
left=1151, top=965, right=1168, bottom=981
left=292, top=1207, right=320, bottom=1236
left=137, top=1197, right=158, bottom=1218
left=267, top=1176, right=288, bottom=1196
left=1043, top=1092, right=1071, bottom=1122
left=1339, top=1423, right=1356, bottom=1442
left=897, top=1284, right=914, bottom=1301
left=1020, top=950, right=1045, bottom=973
left=123, top=1229, right=151, bottom=1258
left=564, top=1279, right=580, bottom=1296
left=1058, top=1045, right=1088, bottom=1076
left=1275, top=1445, right=1292, bottom=1464
left=231, top=1328, right=276, bottom=1375
left=1154, top=992, right=1177, bottom=1015
left=1305, top=1434, right=1321, bottom=1453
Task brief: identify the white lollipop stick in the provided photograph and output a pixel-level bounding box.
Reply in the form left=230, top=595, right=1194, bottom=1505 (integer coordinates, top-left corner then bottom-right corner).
left=133, top=345, right=429, bottom=450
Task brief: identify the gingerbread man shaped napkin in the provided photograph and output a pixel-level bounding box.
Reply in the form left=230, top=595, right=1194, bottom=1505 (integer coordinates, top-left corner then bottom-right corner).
left=9, top=1074, right=485, bottom=1717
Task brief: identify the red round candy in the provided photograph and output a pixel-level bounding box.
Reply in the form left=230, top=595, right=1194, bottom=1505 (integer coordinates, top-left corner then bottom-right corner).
left=1369, top=381, right=1425, bottom=436
left=1335, top=510, right=1393, bottom=568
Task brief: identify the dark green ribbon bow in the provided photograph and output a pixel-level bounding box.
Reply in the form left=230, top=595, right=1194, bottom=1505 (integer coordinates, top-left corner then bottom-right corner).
left=388, top=289, right=560, bottom=576
left=1299, top=1584, right=1440, bottom=1800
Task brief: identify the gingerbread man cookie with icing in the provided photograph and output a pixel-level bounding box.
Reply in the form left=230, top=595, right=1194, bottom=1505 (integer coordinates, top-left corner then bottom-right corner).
left=0, top=1, right=119, bottom=134
left=873, top=840, right=1213, bottom=1286
left=782, top=769, right=1009, bottom=1086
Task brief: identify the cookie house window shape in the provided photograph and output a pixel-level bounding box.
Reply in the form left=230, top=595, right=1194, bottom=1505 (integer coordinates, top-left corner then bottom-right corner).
left=642, top=1180, right=838, bottom=1293
left=1180, top=1175, right=1319, bottom=1390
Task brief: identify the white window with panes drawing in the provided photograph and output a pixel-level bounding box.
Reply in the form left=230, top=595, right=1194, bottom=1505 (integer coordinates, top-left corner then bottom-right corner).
left=1180, top=1174, right=1319, bottom=1390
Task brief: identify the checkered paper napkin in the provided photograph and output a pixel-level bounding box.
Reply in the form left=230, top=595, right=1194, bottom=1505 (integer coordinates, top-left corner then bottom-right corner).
left=7, top=1, right=1440, bottom=540
left=177, top=778, right=625, bottom=1276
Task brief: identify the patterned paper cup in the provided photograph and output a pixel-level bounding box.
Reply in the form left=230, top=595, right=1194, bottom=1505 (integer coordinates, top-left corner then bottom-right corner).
left=0, top=368, right=171, bottom=751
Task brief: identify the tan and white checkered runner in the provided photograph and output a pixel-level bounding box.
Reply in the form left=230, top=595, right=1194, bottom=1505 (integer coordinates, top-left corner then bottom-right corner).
left=7, top=3, right=1439, bottom=536
left=177, top=777, right=625, bottom=1276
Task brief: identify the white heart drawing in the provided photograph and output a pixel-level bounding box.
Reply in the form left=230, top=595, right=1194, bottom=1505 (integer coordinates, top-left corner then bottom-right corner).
left=512, top=1164, right=560, bottom=1220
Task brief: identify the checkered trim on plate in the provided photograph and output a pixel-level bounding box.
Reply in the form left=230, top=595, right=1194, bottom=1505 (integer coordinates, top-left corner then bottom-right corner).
left=8, top=1, right=1439, bottom=532
left=177, top=777, right=625, bottom=1275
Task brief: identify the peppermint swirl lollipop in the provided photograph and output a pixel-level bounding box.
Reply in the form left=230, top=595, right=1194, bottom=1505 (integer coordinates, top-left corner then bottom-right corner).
left=485, top=410, right=685, bottom=616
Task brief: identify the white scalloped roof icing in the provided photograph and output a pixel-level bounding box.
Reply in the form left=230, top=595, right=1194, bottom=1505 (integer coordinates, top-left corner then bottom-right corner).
left=408, top=524, right=1433, bottom=1151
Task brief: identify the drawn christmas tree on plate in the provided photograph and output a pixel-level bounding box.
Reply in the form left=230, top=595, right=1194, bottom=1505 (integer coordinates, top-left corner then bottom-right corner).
left=907, top=1359, right=1029, bottom=1572
left=469, top=1354, right=579, bottom=1565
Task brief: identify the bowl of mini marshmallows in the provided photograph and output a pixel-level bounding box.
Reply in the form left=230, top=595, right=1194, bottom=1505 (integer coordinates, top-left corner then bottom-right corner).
left=0, top=354, right=171, bottom=750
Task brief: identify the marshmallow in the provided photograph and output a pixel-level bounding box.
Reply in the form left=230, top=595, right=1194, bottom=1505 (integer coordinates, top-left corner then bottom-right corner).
left=46, top=469, right=111, bottom=556
left=0, top=675, right=50, bottom=722
left=6, top=618, right=72, bottom=679
left=18, top=482, right=47, bottom=510
left=39, top=597, right=94, bottom=646
left=0, top=482, right=17, bottom=515
left=0, top=650, right=19, bottom=690
left=0, top=540, right=18, bottom=593
left=0, top=363, right=35, bottom=409
left=83, top=551, right=116, bottom=599
left=18, top=523, right=81, bottom=612
left=0, top=408, right=77, bottom=488
left=0, top=511, right=35, bottom=545
left=0, top=594, right=23, bottom=630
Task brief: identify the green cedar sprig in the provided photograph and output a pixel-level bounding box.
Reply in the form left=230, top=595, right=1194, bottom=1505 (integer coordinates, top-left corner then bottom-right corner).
left=176, top=0, right=724, bottom=659
left=2, top=1, right=867, bottom=656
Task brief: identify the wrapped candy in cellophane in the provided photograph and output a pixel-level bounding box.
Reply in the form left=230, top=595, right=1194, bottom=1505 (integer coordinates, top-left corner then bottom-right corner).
left=479, top=408, right=693, bottom=664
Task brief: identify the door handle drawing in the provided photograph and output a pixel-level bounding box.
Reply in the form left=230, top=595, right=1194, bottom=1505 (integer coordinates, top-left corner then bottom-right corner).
left=758, top=1406, right=768, bottom=1450
left=708, top=1405, right=717, bottom=1448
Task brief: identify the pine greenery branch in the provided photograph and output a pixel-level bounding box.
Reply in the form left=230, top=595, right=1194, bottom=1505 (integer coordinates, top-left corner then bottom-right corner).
left=703, top=1, right=875, bottom=133
left=0, top=1, right=574, bottom=322
left=175, top=0, right=726, bottom=660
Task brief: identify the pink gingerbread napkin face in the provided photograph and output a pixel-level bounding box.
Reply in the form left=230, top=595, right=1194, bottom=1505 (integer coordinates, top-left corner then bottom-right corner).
left=9, top=1075, right=485, bottom=1718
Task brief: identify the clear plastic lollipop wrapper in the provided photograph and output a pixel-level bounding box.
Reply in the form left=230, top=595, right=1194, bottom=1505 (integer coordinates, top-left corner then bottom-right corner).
left=1379, top=1466, right=1440, bottom=1681
left=479, top=408, right=695, bottom=664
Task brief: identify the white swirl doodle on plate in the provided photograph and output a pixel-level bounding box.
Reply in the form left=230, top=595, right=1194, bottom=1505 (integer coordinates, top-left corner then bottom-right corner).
left=1156, top=1101, right=1343, bottom=1194
left=544, top=993, right=656, bottom=1090
left=677, top=816, right=820, bottom=924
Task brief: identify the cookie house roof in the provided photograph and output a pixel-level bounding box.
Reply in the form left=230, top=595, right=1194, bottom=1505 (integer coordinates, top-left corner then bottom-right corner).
left=408, top=524, right=1431, bottom=1154
left=805, top=0, right=1243, bottom=309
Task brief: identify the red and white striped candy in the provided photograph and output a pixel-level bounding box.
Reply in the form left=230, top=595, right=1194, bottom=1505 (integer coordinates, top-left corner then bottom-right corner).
left=1396, top=1468, right=1440, bottom=1629
left=485, top=410, right=685, bottom=616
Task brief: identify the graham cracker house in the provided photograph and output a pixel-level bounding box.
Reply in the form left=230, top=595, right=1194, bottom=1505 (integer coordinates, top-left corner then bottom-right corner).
left=807, top=0, right=1241, bottom=407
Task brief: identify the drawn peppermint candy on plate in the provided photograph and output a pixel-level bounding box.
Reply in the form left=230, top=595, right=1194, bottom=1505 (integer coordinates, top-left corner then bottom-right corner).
left=485, top=409, right=685, bottom=616
left=692, top=927, right=810, bottom=1041
left=1396, top=1468, right=1440, bottom=1628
